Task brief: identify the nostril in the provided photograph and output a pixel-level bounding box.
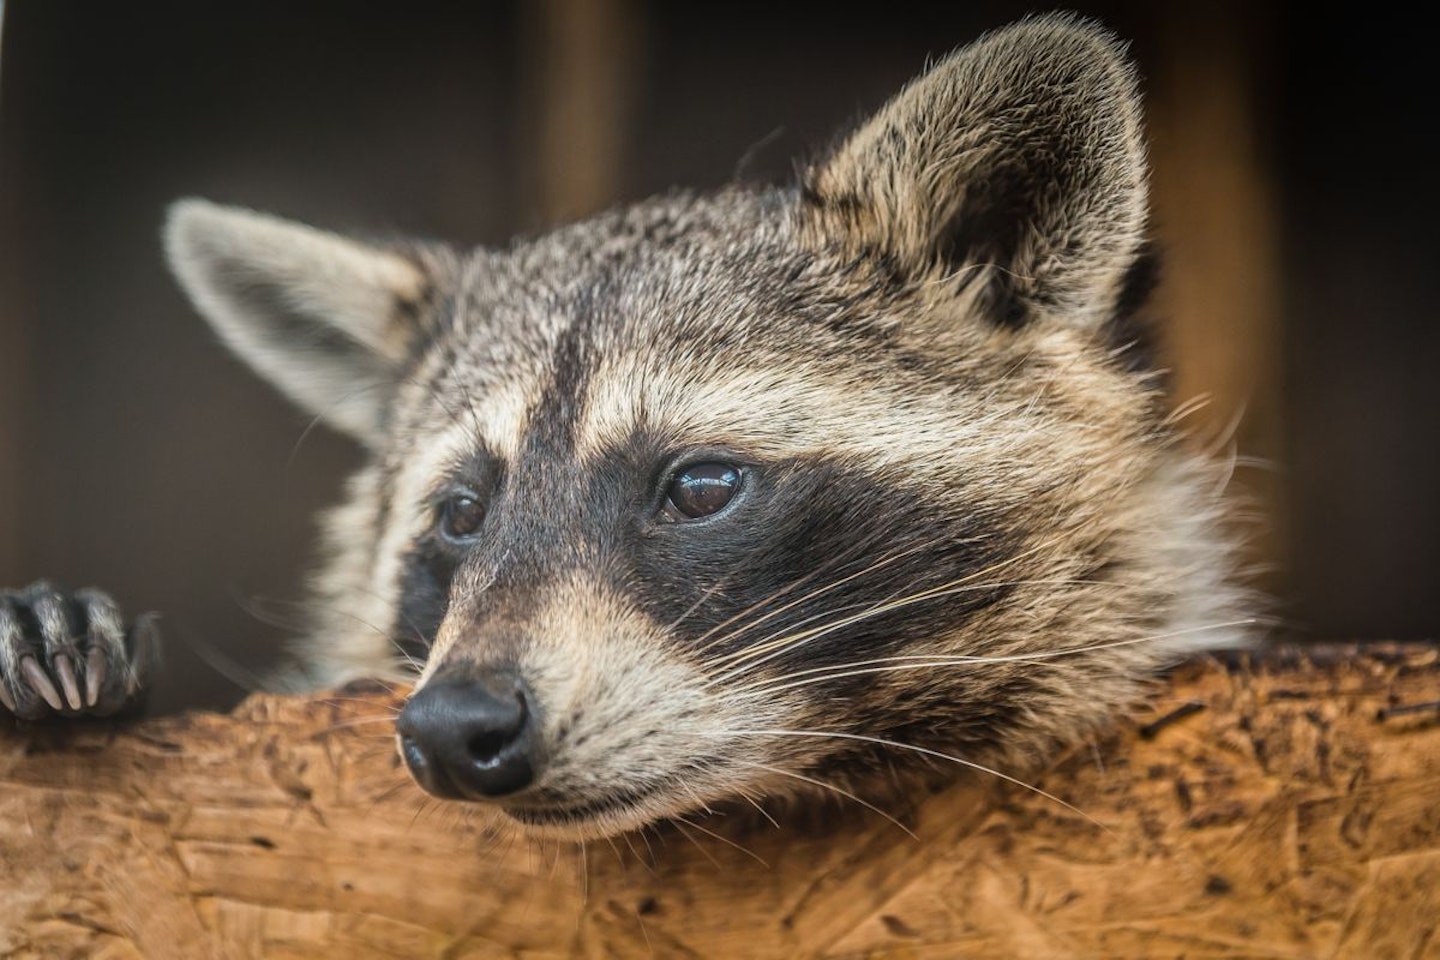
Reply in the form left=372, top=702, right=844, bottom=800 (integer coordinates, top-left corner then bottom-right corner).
left=464, top=690, right=528, bottom=765
left=467, top=731, right=511, bottom=766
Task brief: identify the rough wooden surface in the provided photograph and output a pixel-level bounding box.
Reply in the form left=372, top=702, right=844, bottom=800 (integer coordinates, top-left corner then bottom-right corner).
left=2, top=644, right=1438, bottom=959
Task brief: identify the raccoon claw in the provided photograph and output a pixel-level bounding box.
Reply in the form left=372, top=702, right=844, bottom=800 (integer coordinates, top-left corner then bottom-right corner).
left=0, top=582, right=159, bottom=721
left=53, top=653, right=83, bottom=709
left=21, top=656, right=65, bottom=711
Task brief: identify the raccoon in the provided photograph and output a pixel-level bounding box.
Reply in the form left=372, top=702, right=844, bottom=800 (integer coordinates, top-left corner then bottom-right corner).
left=1, top=16, right=1252, bottom=839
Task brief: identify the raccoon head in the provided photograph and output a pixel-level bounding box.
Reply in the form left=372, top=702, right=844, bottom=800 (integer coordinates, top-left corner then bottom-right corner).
left=165, top=15, right=1250, bottom=839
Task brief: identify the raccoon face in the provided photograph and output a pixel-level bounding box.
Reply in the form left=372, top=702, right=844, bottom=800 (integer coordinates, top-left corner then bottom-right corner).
left=166, top=15, right=1250, bottom=839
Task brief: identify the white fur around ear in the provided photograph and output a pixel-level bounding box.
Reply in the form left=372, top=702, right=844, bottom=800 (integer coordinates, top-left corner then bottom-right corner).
left=803, top=14, right=1149, bottom=331
left=164, top=198, right=431, bottom=445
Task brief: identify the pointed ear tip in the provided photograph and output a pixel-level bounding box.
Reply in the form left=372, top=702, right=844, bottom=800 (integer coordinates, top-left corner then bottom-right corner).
left=166, top=193, right=254, bottom=228
left=166, top=196, right=219, bottom=227
left=1010, top=11, right=1127, bottom=47
left=163, top=197, right=225, bottom=257
left=162, top=199, right=281, bottom=272
left=977, top=12, right=1137, bottom=76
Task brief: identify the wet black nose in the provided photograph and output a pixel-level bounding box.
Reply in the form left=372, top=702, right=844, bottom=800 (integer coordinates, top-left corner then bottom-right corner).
left=396, top=671, right=541, bottom=800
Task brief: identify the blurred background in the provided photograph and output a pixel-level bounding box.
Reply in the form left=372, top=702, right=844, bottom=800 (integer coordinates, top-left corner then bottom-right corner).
left=1, top=1, right=1434, bottom=713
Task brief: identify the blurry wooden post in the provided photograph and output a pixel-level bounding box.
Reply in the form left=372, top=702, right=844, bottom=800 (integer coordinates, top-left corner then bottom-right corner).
left=1148, top=4, right=1284, bottom=589
left=520, top=0, right=642, bottom=226
left=0, top=0, right=26, bottom=584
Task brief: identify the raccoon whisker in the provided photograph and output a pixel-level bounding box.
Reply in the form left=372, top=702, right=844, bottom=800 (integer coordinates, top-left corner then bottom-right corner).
left=731, top=783, right=782, bottom=831
left=363, top=774, right=423, bottom=815
left=732, top=660, right=1008, bottom=700
left=326, top=583, right=438, bottom=670
left=299, top=586, right=432, bottom=677
left=943, top=257, right=1039, bottom=286
left=672, top=764, right=719, bottom=819
left=702, top=597, right=895, bottom=676
left=721, top=729, right=1110, bottom=834
left=408, top=796, right=437, bottom=830
left=688, top=532, right=921, bottom=662
left=489, top=821, right=522, bottom=862
left=542, top=835, right=572, bottom=884
left=316, top=714, right=401, bottom=733
left=729, top=617, right=1262, bottom=698
left=601, top=834, right=627, bottom=875
left=337, top=675, right=410, bottom=697
left=733, top=124, right=786, bottom=182
left=633, top=903, right=656, bottom=956
left=318, top=692, right=403, bottom=705
left=240, top=591, right=426, bottom=679
left=289, top=365, right=491, bottom=483
left=671, top=814, right=769, bottom=868
left=704, top=542, right=1067, bottom=686
left=230, top=592, right=319, bottom=634
left=161, top=614, right=274, bottom=694
left=710, top=572, right=1136, bottom=681
left=386, top=638, right=426, bottom=675
left=707, top=533, right=1069, bottom=675
left=924, top=258, right=995, bottom=289
left=695, top=539, right=938, bottom=663
left=578, top=840, right=589, bottom=906
left=731, top=760, right=916, bottom=839
left=315, top=699, right=402, bottom=719
left=688, top=533, right=907, bottom=657
left=285, top=379, right=392, bottom=472
left=460, top=803, right=481, bottom=835
left=618, top=829, right=651, bottom=873
left=662, top=574, right=736, bottom=636
left=669, top=819, right=725, bottom=872
left=475, top=816, right=507, bottom=850
left=336, top=624, right=424, bottom=678
left=704, top=588, right=962, bottom=686
left=635, top=822, right=658, bottom=865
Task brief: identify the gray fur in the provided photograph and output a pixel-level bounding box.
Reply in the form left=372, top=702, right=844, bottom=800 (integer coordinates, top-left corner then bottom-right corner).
left=165, top=15, right=1254, bottom=839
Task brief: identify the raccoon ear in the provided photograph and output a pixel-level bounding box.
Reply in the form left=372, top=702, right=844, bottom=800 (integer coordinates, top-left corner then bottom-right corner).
left=164, top=198, right=434, bottom=445
left=801, top=15, right=1147, bottom=330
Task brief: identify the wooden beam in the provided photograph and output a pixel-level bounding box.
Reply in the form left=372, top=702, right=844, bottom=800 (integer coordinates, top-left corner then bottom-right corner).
left=3, top=644, right=1438, bottom=957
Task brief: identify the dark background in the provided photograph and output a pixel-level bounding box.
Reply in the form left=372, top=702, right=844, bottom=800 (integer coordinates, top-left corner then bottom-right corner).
left=1, top=1, right=1435, bottom=713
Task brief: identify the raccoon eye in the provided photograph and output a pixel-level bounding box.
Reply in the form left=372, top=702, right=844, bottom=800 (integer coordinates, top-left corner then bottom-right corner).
left=439, top=493, right=486, bottom=540
left=661, top=462, right=741, bottom=522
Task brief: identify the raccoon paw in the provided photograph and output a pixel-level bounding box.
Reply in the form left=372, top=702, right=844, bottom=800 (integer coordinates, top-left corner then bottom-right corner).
left=0, top=582, right=160, bottom=720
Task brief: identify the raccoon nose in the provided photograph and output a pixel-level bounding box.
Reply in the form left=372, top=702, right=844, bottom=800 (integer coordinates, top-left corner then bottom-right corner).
left=396, top=671, right=541, bottom=800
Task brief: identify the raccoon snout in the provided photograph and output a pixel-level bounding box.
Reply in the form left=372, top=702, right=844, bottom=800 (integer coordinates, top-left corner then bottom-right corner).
left=396, top=670, right=542, bottom=800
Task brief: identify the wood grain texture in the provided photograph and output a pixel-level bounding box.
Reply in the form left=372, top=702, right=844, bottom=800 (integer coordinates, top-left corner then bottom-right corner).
left=2, top=644, right=1437, bottom=959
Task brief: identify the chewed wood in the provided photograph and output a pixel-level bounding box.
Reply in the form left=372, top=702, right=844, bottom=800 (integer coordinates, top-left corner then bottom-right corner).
left=2, top=644, right=1438, bottom=959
